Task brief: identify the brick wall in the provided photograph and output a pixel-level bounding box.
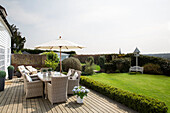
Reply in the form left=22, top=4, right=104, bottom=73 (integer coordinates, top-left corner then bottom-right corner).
left=11, top=54, right=46, bottom=70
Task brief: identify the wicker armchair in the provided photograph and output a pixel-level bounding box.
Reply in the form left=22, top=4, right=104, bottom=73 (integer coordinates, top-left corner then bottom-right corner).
left=47, top=76, right=68, bottom=104
left=23, top=74, right=43, bottom=98
left=26, top=66, right=38, bottom=74
left=67, top=70, right=81, bottom=94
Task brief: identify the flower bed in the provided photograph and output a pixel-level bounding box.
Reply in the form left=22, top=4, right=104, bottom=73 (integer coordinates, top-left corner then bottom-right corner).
left=80, top=76, right=168, bottom=113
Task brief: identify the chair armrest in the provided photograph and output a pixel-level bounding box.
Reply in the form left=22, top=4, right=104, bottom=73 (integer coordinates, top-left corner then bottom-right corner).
left=47, top=83, right=52, bottom=96
left=26, top=81, right=43, bottom=89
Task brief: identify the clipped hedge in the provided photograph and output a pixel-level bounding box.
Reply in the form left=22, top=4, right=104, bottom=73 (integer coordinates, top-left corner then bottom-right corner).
left=80, top=76, right=168, bottom=113
left=104, top=58, right=130, bottom=73
left=125, top=54, right=170, bottom=76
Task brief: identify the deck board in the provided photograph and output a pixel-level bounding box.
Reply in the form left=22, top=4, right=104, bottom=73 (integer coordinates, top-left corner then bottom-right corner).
left=0, top=78, right=137, bottom=113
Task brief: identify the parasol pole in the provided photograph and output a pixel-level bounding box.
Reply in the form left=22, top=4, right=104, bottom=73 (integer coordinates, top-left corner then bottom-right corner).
left=59, top=46, right=62, bottom=74
left=59, top=36, right=62, bottom=75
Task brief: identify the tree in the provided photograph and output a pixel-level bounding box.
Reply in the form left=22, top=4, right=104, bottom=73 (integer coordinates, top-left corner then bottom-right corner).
left=42, top=52, right=59, bottom=70
left=11, top=24, right=26, bottom=53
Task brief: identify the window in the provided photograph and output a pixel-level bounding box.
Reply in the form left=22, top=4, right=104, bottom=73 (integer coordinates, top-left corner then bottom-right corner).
left=0, top=46, right=5, bottom=71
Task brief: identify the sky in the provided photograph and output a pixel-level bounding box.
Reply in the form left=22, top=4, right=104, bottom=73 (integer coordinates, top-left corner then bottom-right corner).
left=1, top=0, right=170, bottom=54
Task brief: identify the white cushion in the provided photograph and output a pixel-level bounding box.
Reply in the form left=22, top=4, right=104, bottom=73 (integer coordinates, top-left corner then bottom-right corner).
left=25, top=74, right=32, bottom=82
left=72, top=72, right=79, bottom=80
left=67, top=69, right=72, bottom=76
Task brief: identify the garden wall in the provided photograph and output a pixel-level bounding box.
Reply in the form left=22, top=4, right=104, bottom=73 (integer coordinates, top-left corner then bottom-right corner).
left=11, top=54, right=46, bottom=70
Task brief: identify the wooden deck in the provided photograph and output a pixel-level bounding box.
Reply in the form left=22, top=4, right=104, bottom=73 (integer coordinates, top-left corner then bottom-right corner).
left=0, top=78, right=136, bottom=113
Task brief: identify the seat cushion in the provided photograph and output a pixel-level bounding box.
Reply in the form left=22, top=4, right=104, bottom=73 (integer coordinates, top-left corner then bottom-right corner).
left=25, top=74, right=32, bottom=82
left=72, top=72, right=79, bottom=80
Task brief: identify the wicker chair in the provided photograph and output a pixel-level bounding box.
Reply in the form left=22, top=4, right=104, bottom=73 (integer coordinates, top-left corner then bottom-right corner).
left=67, top=70, right=81, bottom=94
left=23, top=73, right=43, bottom=98
left=26, top=66, right=38, bottom=74
left=47, top=76, right=68, bottom=104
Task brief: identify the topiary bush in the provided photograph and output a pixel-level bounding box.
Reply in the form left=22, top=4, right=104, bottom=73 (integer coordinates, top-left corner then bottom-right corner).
left=62, top=57, right=82, bottom=72
left=84, top=62, right=94, bottom=75
left=0, top=71, right=6, bottom=78
left=7, top=65, right=14, bottom=70
left=87, top=56, right=94, bottom=66
left=143, top=63, right=163, bottom=75
left=98, top=56, right=105, bottom=71
left=80, top=76, right=168, bottom=113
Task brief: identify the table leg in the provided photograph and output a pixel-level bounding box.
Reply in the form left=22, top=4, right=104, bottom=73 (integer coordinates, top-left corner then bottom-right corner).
left=45, top=82, right=48, bottom=99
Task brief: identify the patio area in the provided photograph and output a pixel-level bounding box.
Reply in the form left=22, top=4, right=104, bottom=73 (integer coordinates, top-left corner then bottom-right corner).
left=0, top=78, right=136, bottom=113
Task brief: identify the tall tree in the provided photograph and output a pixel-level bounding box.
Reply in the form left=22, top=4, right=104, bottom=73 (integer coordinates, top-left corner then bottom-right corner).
left=11, top=24, right=26, bottom=53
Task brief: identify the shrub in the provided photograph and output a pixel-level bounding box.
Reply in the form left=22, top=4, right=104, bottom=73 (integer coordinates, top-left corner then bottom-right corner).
left=98, top=56, right=105, bottom=71
left=87, top=56, right=94, bottom=66
left=125, top=54, right=170, bottom=76
left=84, top=62, right=94, bottom=75
left=0, top=71, right=6, bottom=78
left=111, top=58, right=130, bottom=72
left=104, top=63, right=116, bottom=73
left=115, top=70, right=120, bottom=73
left=43, top=51, right=59, bottom=70
left=7, top=65, right=14, bottom=70
left=80, top=76, right=168, bottom=113
left=104, top=58, right=130, bottom=73
left=143, top=63, right=163, bottom=75
left=62, top=57, right=82, bottom=72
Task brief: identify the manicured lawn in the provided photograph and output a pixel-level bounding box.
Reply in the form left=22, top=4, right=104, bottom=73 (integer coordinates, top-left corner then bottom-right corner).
left=85, top=73, right=170, bottom=112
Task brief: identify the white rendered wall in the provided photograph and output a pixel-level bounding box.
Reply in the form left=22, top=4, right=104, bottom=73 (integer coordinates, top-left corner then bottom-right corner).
left=0, top=17, right=11, bottom=79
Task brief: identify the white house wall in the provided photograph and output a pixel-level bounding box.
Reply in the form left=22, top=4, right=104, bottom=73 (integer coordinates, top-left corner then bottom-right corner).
left=0, top=18, right=11, bottom=79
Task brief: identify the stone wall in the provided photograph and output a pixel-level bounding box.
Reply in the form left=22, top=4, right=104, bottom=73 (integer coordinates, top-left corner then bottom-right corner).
left=11, top=54, right=46, bottom=70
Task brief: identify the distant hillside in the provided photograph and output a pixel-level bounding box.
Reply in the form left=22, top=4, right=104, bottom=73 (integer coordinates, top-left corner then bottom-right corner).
left=144, top=53, right=170, bottom=60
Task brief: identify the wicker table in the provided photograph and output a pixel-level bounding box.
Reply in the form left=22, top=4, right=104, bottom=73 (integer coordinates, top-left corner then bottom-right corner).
left=37, top=72, right=66, bottom=99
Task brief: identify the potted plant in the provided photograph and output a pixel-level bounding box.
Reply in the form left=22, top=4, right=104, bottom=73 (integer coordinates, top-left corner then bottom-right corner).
left=7, top=65, right=14, bottom=80
left=72, top=86, right=90, bottom=103
left=0, top=71, right=6, bottom=91
left=48, top=68, right=52, bottom=75
left=42, top=69, right=47, bottom=75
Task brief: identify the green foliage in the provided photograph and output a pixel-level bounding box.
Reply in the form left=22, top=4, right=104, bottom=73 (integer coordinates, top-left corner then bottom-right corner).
left=111, top=58, right=131, bottom=72
left=73, top=86, right=90, bottom=99
left=84, top=62, right=94, bottom=75
left=104, top=58, right=130, bottom=73
left=115, top=69, right=120, bottom=73
left=48, top=68, right=52, bottom=71
left=98, top=56, right=105, bottom=70
left=13, top=50, right=22, bottom=54
left=125, top=54, right=170, bottom=76
left=87, top=56, right=94, bottom=66
left=11, top=24, right=26, bottom=53
left=42, top=69, right=47, bottom=72
left=62, top=57, right=82, bottom=72
left=83, top=56, right=95, bottom=75
left=80, top=76, right=168, bottom=113
left=144, top=63, right=163, bottom=75
left=0, top=71, right=6, bottom=78
left=7, top=65, right=14, bottom=70
left=43, top=52, right=59, bottom=70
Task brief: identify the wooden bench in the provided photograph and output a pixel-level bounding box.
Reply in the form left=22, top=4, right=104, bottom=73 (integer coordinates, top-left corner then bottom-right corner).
left=129, top=66, right=144, bottom=74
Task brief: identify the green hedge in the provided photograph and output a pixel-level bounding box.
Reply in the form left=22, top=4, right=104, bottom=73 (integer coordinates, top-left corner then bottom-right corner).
left=125, top=54, right=170, bottom=76
left=80, top=76, right=168, bottom=113
left=104, top=58, right=130, bottom=73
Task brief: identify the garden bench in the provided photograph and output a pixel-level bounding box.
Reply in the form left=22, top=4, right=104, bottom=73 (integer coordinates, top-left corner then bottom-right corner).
left=129, top=66, right=144, bottom=74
